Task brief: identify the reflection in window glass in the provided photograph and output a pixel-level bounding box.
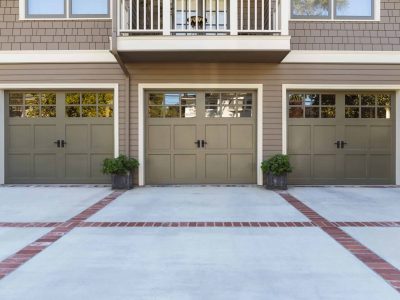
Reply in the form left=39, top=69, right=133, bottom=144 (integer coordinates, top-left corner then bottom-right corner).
left=25, top=106, right=40, bottom=118
left=205, top=92, right=252, bottom=118
left=66, top=93, right=80, bottom=104
left=165, top=106, right=180, bottom=118
left=321, top=94, right=335, bottom=105
left=289, top=92, right=335, bottom=119
left=289, top=94, right=304, bottom=105
left=361, top=95, right=375, bottom=106
left=321, top=107, right=336, bottom=118
left=361, top=107, right=375, bottom=118
left=304, top=94, right=319, bottom=106
left=289, top=107, right=304, bottom=118
left=9, top=92, right=57, bottom=118
left=148, top=93, right=196, bottom=118
left=305, top=107, right=319, bottom=118
left=336, top=0, right=372, bottom=17
left=345, top=107, right=359, bottom=118
left=165, top=94, right=180, bottom=105
left=65, top=91, right=113, bottom=118
left=345, top=94, right=359, bottom=105
left=27, top=0, right=65, bottom=16
left=71, top=0, right=109, bottom=15
left=9, top=106, right=23, bottom=117
left=41, top=106, right=56, bottom=117
left=291, top=0, right=330, bottom=17
left=377, top=107, right=391, bottom=119
left=82, top=106, right=97, bottom=117
left=66, top=106, right=80, bottom=118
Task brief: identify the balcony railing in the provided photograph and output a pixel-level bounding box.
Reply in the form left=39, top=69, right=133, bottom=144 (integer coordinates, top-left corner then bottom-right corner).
left=118, top=0, right=287, bottom=36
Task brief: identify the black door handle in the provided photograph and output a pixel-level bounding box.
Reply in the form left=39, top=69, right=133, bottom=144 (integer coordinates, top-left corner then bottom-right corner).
left=54, top=140, right=61, bottom=148
left=194, top=140, right=201, bottom=148
left=334, top=141, right=340, bottom=149
left=201, top=140, right=207, bottom=148
left=340, top=141, right=347, bottom=149
left=61, top=140, right=67, bottom=148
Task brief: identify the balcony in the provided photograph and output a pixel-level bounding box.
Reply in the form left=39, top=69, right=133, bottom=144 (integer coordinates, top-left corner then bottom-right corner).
left=115, top=0, right=290, bottom=62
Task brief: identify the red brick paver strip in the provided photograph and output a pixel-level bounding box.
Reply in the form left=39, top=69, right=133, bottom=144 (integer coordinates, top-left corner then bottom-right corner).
left=0, top=190, right=125, bottom=279
left=278, top=191, right=400, bottom=293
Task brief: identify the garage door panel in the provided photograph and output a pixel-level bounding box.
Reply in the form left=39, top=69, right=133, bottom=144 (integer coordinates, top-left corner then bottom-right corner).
left=8, top=125, right=32, bottom=151
left=66, top=125, right=89, bottom=153
left=205, top=154, right=228, bottom=179
left=313, top=155, right=336, bottom=179
left=231, top=125, right=253, bottom=149
left=91, top=154, right=110, bottom=179
left=344, top=125, right=368, bottom=150
left=34, top=154, right=57, bottom=178
left=313, top=126, right=336, bottom=154
left=147, top=155, right=171, bottom=182
left=288, top=126, right=310, bottom=154
left=174, top=155, right=197, bottom=179
left=7, top=154, right=31, bottom=178
left=230, top=154, right=253, bottom=179
left=34, top=125, right=57, bottom=150
left=174, top=126, right=197, bottom=150
left=369, top=155, right=392, bottom=179
left=206, top=125, right=228, bottom=149
left=65, top=154, right=89, bottom=178
left=289, top=155, right=311, bottom=180
left=370, top=126, right=392, bottom=151
left=344, top=155, right=367, bottom=179
left=148, top=126, right=171, bottom=150
left=91, top=125, right=113, bottom=153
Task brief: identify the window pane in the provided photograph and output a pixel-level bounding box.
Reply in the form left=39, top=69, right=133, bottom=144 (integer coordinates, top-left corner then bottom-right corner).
left=98, top=106, right=113, bottom=117
left=25, top=106, right=40, bottom=118
left=377, top=107, right=391, bottom=119
left=165, top=106, right=180, bottom=118
left=149, top=94, right=163, bottom=105
left=361, top=95, right=375, bottom=106
left=9, top=93, right=23, bottom=105
left=98, top=93, right=114, bottom=105
left=148, top=106, right=164, bottom=118
left=289, top=93, right=303, bottom=105
left=25, top=93, right=40, bottom=105
left=289, top=107, right=304, bottom=118
left=71, top=0, right=109, bottom=15
left=28, top=0, right=65, bottom=15
left=41, top=93, right=56, bottom=105
left=321, top=107, right=336, bottom=118
left=304, top=94, right=320, bottom=106
left=82, top=106, right=97, bottom=117
left=292, top=0, right=330, bottom=17
left=345, top=107, right=359, bottom=118
left=205, top=106, right=219, bottom=117
left=345, top=94, right=359, bottom=105
left=205, top=93, right=220, bottom=106
left=321, top=94, right=335, bottom=105
left=66, top=93, right=80, bottom=104
left=82, top=93, right=97, bottom=105
left=361, top=107, right=375, bottom=118
left=305, top=107, right=319, bottom=118
left=9, top=106, right=23, bottom=117
left=336, top=0, right=372, bottom=17
left=66, top=106, right=80, bottom=118
left=181, top=106, right=196, bottom=118
left=165, top=94, right=180, bottom=106
left=41, top=106, right=56, bottom=117
left=377, top=94, right=391, bottom=106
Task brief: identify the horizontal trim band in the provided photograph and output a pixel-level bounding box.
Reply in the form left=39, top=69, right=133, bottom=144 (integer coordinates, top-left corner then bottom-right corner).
left=283, top=50, right=400, bottom=64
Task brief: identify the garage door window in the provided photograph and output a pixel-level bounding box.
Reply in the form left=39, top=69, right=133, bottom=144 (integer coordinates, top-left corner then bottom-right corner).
left=9, top=92, right=56, bottom=118
left=205, top=92, right=252, bottom=118
left=148, top=93, right=197, bottom=118
left=65, top=92, right=113, bottom=118
left=289, top=93, right=336, bottom=118
left=345, top=94, right=391, bottom=119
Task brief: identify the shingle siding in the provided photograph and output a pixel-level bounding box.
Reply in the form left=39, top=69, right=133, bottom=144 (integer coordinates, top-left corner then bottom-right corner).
left=0, top=0, right=111, bottom=51
left=290, top=0, right=400, bottom=51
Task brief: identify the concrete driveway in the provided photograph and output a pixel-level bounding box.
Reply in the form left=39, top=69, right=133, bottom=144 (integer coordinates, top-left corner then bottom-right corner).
left=0, top=185, right=399, bottom=300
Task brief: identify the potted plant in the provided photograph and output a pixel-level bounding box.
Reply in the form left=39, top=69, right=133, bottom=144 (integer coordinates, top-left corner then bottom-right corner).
left=102, top=155, right=139, bottom=190
left=261, top=154, right=293, bottom=190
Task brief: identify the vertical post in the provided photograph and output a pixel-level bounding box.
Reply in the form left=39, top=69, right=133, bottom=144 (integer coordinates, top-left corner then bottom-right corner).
left=280, top=0, right=289, bottom=35
left=163, top=0, right=171, bottom=34
left=230, top=0, right=238, bottom=34
left=130, top=0, right=133, bottom=30
left=151, top=0, right=154, bottom=29
left=122, top=0, right=126, bottom=30
left=396, top=90, right=400, bottom=185
left=137, top=0, right=140, bottom=29
left=0, top=90, right=4, bottom=184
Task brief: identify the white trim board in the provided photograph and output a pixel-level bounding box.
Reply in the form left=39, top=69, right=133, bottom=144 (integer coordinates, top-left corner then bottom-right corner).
left=0, top=51, right=117, bottom=64
left=282, top=84, right=400, bottom=185
left=138, top=83, right=264, bottom=186
left=0, top=83, right=119, bottom=185
left=283, top=51, right=400, bottom=64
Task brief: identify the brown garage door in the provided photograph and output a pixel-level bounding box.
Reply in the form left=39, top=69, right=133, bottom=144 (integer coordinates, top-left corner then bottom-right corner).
left=5, top=91, right=114, bottom=184
left=288, top=92, right=395, bottom=185
left=145, top=91, right=257, bottom=184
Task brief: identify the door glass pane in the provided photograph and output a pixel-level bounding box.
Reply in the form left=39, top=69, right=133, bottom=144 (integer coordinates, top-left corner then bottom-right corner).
left=361, top=95, right=375, bottom=106
left=289, top=93, right=304, bottom=105
left=149, top=94, right=163, bottom=105
left=9, top=106, right=23, bottom=117
left=82, top=93, right=97, bottom=105
left=205, top=93, right=220, bottom=106
left=304, top=94, right=319, bottom=106
left=148, top=106, right=164, bottom=118
left=66, top=93, right=80, bottom=104
left=289, top=107, right=304, bottom=118
left=71, top=0, right=109, bottom=15
left=345, top=94, right=359, bottom=105
left=305, top=107, right=319, bottom=118
left=336, top=0, right=372, bottom=17
left=165, top=106, right=180, bottom=118
left=377, top=94, right=391, bottom=106
left=41, top=93, right=56, bottom=105
left=66, top=106, right=80, bottom=118
left=321, top=94, right=335, bottom=105
left=165, top=94, right=180, bottom=105
left=361, top=107, right=375, bottom=118
left=181, top=106, right=196, bottom=118
left=41, top=106, right=56, bottom=117
left=25, top=106, right=40, bottom=118
left=27, top=0, right=65, bottom=16
left=98, top=106, right=113, bottom=117
left=292, top=0, right=330, bottom=17
left=321, top=107, right=336, bottom=118
left=9, top=93, right=23, bottom=105
left=98, top=93, right=114, bottom=105
left=377, top=107, right=391, bottom=119
left=205, top=106, right=219, bottom=118
left=25, top=93, right=40, bottom=105
left=345, top=107, right=359, bottom=118
left=82, top=106, right=97, bottom=117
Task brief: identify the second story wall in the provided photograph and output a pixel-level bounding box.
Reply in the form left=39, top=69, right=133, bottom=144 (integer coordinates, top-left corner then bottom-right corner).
left=0, top=0, right=111, bottom=51
left=290, top=0, right=400, bottom=51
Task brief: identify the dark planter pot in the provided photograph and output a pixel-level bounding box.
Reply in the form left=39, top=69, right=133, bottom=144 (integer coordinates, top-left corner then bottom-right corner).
left=111, top=173, right=134, bottom=190
left=265, top=172, right=288, bottom=190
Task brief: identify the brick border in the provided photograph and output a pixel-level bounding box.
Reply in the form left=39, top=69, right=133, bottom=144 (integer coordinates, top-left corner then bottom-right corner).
left=0, top=190, right=125, bottom=279
left=278, top=191, right=400, bottom=293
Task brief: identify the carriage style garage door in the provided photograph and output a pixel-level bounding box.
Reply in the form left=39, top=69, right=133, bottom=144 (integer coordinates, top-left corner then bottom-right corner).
left=288, top=91, right=395, bottom=185
left=5, top=91, right=114, bottom=184
left=145, top=91, right=257, bottom=184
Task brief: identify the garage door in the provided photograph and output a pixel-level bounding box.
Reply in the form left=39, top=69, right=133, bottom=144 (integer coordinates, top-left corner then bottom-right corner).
left=6, top=91, right=114, bottom=184
left=288, top=92, right=395, bottom=185
left=145, top=91, right=256, bottom=184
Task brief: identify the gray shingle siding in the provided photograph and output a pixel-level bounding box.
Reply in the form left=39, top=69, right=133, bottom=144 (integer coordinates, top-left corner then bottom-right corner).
left=0, top=0, right=111, bottom=51
left=290, top=0, right=400, bottom=51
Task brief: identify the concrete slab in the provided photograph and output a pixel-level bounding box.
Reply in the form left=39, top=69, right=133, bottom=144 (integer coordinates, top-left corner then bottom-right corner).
left=88, top=186, right=308, bottom=222
left=0, top=187, right=111, bottom=222
left=0, top=227, right=398, bottom=300
left=343, top=227, right=400, bottom=270
left=288, top=187, right=400, bottom=221
left=0, top=228, right=51, bottom=261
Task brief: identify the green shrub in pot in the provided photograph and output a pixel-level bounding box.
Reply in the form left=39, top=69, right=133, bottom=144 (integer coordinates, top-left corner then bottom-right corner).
left=102, top=155, right=139, bottom=189
left=261, top=154, right=292, bottom=190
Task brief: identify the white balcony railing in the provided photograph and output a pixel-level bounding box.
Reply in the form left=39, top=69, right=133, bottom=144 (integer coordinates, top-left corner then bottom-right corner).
left=118, top=0, right=288, bottom=36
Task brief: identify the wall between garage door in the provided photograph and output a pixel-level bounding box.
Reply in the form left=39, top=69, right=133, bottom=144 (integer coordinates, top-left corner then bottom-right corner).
left=0, top=62, right=127, bottom=161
